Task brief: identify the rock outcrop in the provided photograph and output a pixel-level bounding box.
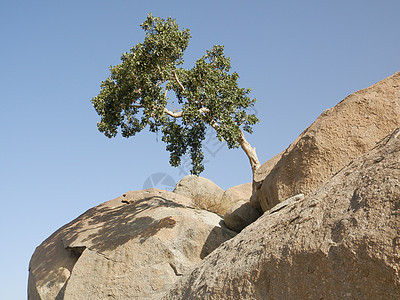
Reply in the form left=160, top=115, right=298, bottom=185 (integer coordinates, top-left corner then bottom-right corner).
left=254, top=71, right=400, bottom=211
left=222, top=182, right=261, bottom=232
left=174, top=178, right=260, bottom=232
left=220, top=183, right=252, bottom=206
left=29, top=72, right=400, bottom=300
left=164, top=128, right=400, bottom=299
left=28, top=189, right=236, bottom=300
left=173, top=175, right=226, bottom=215
left=223, top=200, right=262, bottom=232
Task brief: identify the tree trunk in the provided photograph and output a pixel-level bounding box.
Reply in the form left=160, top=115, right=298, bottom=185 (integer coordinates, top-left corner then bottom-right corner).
left=238, top=129, right=261, bottom=179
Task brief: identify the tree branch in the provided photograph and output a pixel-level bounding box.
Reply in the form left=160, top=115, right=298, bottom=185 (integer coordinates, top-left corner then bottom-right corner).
left=164, top=107, right=183, bottom=118
left=173, top=71, right=185, bottom=91
left=125, top=103, right=143, bottom=109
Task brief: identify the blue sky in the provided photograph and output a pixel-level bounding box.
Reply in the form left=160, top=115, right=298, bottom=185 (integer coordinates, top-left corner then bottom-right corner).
left=1, top=1, right=399, bottom=298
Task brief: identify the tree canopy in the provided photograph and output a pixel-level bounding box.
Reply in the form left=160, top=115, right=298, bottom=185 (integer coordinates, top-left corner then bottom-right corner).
left=92, top=14, right=260, bottom=175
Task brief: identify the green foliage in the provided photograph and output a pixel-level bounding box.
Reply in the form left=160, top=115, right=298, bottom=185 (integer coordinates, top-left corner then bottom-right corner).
left=92, top=14, right=259, bottom=175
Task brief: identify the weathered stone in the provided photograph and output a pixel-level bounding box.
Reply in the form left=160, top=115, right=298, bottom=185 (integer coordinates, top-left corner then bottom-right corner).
left=164, top=129, right=400, bottom=299
left=221, top=183, right=252, bottom=207
left=173, top=175, right=225, bottom=215
left=28, top=188, right=236, bottom=300
left=255, top=71, right=400, bottom=211
left=251, top=152, right=282, bottom=210
left=223, top=200, right=262, bottom=232
left=222, top=182, right=260, bottom=232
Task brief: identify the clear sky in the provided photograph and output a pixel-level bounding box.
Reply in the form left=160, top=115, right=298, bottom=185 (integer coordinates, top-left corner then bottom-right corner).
left=1, top=1, right=399, bottom=298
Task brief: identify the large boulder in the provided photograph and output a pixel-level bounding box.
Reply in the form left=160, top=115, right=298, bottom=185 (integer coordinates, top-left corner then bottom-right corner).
left=28, top=189, right=236, bottom=300
left=173, top=175, right=226, bottom=215
left=223, top=200, right=262, bottom=232
left=254, top=71, right=400, bottom=211
left=164, top=128, right=400, bottom=299
left=251, top=153, right=282, bottom=211
left=220, top=182, right=252, bottom=207
left=222, top=182, right=261, bottom=232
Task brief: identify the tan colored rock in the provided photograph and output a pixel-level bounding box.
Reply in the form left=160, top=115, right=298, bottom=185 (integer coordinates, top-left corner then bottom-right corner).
left=218, top=182, right=252, bottom=215
left=251, top=153, right=282, bottom=211
left=256, top=71, right=400, bottom=211
left=28, top=188, right=236, bottom=300
left=174, top=175, right=225, bottom=215
left=222, top=183, right=261, bottom=231
left=221, top=183, right=252, bottom=206
left=223, top=200, right=261, bottom=232
left=164, top=128, right=400, bottom=299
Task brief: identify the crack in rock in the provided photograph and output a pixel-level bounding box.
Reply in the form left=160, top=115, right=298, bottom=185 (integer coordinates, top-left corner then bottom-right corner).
left=169, top=263, right=183, bottom=276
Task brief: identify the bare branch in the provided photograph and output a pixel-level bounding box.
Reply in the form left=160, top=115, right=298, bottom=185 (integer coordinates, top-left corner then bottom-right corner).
left=173, top=71, right=185, bottom=91
left=163, top=105, right=209, bottom=119
left=164, top=107, right=183, bottom=118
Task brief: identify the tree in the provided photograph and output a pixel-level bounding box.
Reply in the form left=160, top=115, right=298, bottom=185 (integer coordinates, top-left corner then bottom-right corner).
left=91, top=14, right=260, bottom=178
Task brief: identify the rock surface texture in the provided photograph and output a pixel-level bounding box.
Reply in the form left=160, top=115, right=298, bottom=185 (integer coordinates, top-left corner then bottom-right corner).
left=222, top=182, right=261, bottom=232
left=254, top=72, right=400, bottom=211
left=164, top=128, right=400, bottom=300
left=220, top=182, right=252, bottom=206
left=223, top=200, right=261, bottom=232
left=28, top=189, right=236, bottom=300
left=173, top=175, right=226, bottom=215
left=28, top=72, right=400, bottom=300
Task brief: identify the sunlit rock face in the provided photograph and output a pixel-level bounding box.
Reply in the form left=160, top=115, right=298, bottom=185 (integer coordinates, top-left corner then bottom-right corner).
left=164, top=128, right=400, bottom=299
left=253, top=71, right=400, bottom=212
left=28, top=189, right=236, bottom=299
